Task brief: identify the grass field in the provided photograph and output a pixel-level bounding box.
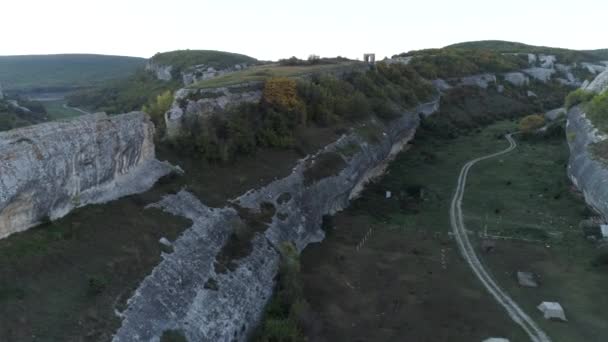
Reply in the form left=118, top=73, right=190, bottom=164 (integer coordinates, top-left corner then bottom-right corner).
left=301, top=120, right=608, bottom=341
left=41, top=99, right=87, bottom=120
left=0, top=54, right=145, bottom=92
left=189, top=62, right=365, bottom=89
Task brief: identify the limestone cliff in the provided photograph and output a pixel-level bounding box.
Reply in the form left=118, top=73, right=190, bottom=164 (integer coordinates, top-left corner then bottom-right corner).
left=567, top=71, right=608, bottom=220
left=0, top=112, right=174, bottom=239
left=113, top=98, right=439, bottom=341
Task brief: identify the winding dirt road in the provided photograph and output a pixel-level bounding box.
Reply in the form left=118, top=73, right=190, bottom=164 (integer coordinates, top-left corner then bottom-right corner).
left=449, top=133, right=551, bottom=342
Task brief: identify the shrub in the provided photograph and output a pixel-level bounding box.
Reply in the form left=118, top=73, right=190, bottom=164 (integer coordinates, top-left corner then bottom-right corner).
left=142, top=90, right=173, bottom=132
left=519, top=114, right=545, bottom=134
left=565, top=89, right=595, bottom=109
left=585, top=91, right=608, bottom=132
left=87, top=275, right=109, bottom=295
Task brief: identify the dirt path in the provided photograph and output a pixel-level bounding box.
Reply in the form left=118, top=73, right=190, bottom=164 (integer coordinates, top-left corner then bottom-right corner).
left=63, top=103, right=91, bottom=115
left=449, top=133, right=551, bottom=342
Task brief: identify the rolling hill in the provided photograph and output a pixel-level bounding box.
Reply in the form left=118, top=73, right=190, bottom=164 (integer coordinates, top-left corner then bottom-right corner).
left=445, top=40, right=608, bottom=63
left=0, top=54, right=146, bottom=93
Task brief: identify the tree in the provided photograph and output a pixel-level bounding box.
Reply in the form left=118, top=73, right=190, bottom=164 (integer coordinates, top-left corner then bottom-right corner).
left=142, top=90, right=174, bottom=132
left=519, top=114, right=545, bottom=134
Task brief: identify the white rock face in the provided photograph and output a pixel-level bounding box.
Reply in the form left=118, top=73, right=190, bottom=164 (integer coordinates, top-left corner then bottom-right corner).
left=581, top=62, right=606, bottom=74
left=584, top=69, right=608, bottom=93
left=523, top=67, right=555, bottom=83
left=545, top=108, right=566, bottom=121
left=432, top=79, right=452, bottom=91
left=0, top=112, right=173, bottom=239
left=182, top=63, right=249, bottom=86
left=538, top=54, right=556, bottom=68
left=165, top=82, right=263, bottom=138
left=145, top=62, right=173, bottom=81
left=504, top=72, right=529, bottom=87
left=460, top=73, right=496, bottom=89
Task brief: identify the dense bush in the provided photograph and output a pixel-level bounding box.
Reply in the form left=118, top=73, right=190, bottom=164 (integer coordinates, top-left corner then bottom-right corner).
left=66, top=69, right=181, bottom=115
left=254, top=242, right=308, bottom=342
left=585, top=91, right=608, bottom=132
left=150, top=50, right=257, bottom=73
left=404, top=48, right=527, bottom=79
left=565, top=89, right=595, bottom=109
left=142, top=90, right=173, bottom=133
left=519, top=114, right=545, bottom=134
left=171, top=64, right=434, bottom=162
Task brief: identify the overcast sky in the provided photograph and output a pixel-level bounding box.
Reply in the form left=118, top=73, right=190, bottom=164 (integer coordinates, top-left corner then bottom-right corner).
left=2, top=0, right=606, bottom=60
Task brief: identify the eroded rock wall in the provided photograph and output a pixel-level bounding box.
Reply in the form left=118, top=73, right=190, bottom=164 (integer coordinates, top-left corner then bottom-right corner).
left=567, top=106, right=608, bottom=220
left=0, top=112, right=173, bottom=239
left=113, top=99, right=439, bottom=342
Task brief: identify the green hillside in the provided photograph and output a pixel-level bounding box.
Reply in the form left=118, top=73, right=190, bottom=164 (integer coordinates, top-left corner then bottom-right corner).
left=445, top=40, right=606, bottom=63
left=0, top=54, right=146, bottom=93
left=150, top=50, right=258, bottom=72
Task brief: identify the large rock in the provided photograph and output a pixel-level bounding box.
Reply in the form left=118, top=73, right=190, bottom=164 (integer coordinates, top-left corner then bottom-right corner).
left=584, top=70, right=608, bottom=93
left=182, top=63, right=249, bottom=86
left=165, top=82, right=263, bottom=138
left=504, top=72, right=529, bottom=87
left=459, top=73, right=496, bottom=89
left=145, top=62, right=173, bottom=81
left=113, top=97, right=440, bottom=341
left=0, top=112, right=173, bottom=239
left=523, top=67, right=555, bottom=83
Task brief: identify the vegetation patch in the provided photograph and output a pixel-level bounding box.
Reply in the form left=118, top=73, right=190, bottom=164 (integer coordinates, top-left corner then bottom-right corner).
left=565, top=89, right=595, bottom=109
left=150, top=50, right=257, bottom=74
left=303, top=152, right=346, bottom=186
left=214, top=202, right=276, bottom=273
left=253, top=242, right=309, bottom=342
left=519, top=114, right=545, bottom=134
left=585, top=91, right=608, bottom=132
left=160, top=329, right=188, bottom=342
left=171, top=63, right=433, bottom=163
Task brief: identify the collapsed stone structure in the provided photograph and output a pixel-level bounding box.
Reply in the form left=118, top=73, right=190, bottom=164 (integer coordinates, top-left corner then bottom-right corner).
left=0, top=112, right=173, bottom=239
left=113, top=96, right=440, bottom=341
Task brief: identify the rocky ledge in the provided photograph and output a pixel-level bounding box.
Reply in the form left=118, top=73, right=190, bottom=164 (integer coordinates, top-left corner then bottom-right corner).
left=567, top=106, right=608, bottom=220
left=0, top=112, right=174, bottom=239
left=113, top=98, right=440, bottom=341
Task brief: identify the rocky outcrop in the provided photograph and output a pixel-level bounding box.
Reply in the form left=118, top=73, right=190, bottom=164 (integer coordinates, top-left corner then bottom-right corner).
left=113, top=98, right=440, bottom=341
left=146, top=60, right=250, bottom=86
left=584, top=70, right=608, bottom=93
left=504, top=72, right=530, bottom=87
left=459, top=73, right=496, bottom=89
left=145, top=62, right=174, bottom=81
left=165, top=82, right=263, bottom=138
left=0, top=112, right=174, bottom=239
left=523, top=67, right=555, bottom=82
left=567, top=106, right=608, bottom=220
left=182, top=63, right=249, bottom=86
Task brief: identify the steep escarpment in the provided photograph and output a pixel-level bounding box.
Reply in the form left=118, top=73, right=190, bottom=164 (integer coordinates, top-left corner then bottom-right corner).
left=566, top=106, right=608, bottom=219
left=567, top=68, right=608, bottom=220
left=113, top=97, right=437, bottom=341
left=146, top=50, right=257, bottom=85
left=0, top=112, right=173, bottom=239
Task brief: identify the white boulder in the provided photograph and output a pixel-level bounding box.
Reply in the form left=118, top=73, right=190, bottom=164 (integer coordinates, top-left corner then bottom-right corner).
left=537, top=301, right=567, bottom=321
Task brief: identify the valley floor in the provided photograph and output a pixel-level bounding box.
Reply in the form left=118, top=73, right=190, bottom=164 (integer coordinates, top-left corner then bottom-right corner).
left=300, top=121, right=608, bottom=342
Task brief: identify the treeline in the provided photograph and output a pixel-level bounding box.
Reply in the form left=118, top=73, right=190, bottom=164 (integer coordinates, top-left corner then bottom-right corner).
left=0, top=98, right=47, bottom=131
left=66, top=69, right=181, bottom=115
left=401, top=48, right=528, bottom=79
left=169, top=63, right=434, bottom=162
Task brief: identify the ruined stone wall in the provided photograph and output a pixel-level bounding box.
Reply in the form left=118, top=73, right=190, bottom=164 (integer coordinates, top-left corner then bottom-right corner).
left=113, top=99, right=439, bottom=341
